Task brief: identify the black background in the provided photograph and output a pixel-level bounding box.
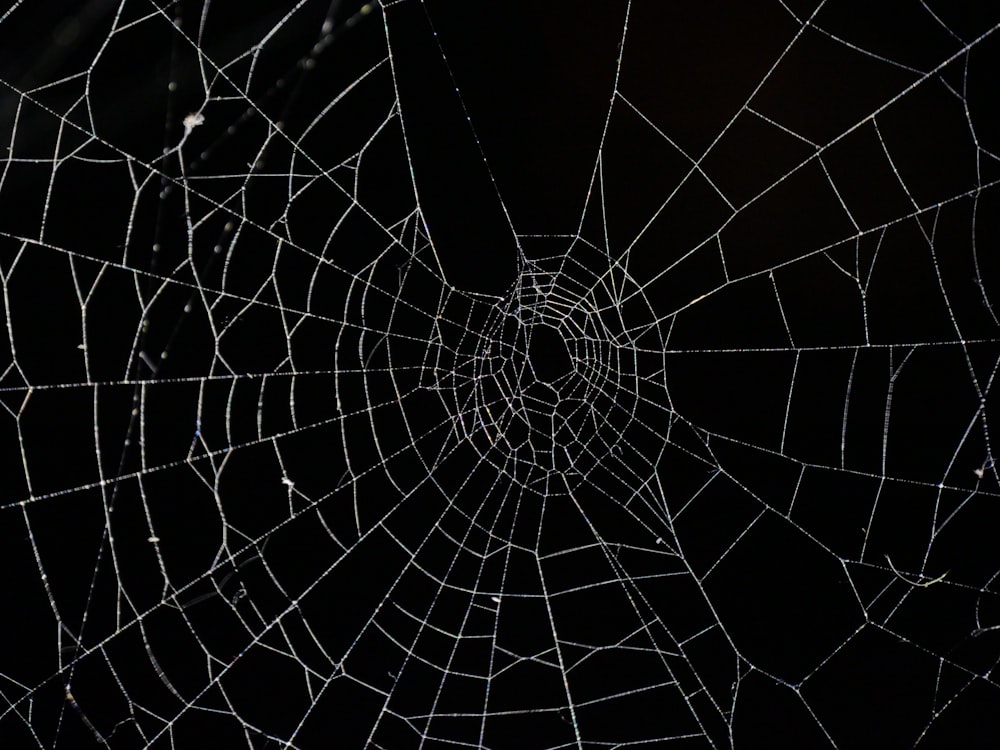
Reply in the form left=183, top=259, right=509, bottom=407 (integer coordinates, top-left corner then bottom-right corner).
left=2, top=1, right=1000, bottom=748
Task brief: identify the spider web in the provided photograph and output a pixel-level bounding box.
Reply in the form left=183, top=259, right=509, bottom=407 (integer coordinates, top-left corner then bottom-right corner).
left=2, top=1, right=1000, bottom=747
